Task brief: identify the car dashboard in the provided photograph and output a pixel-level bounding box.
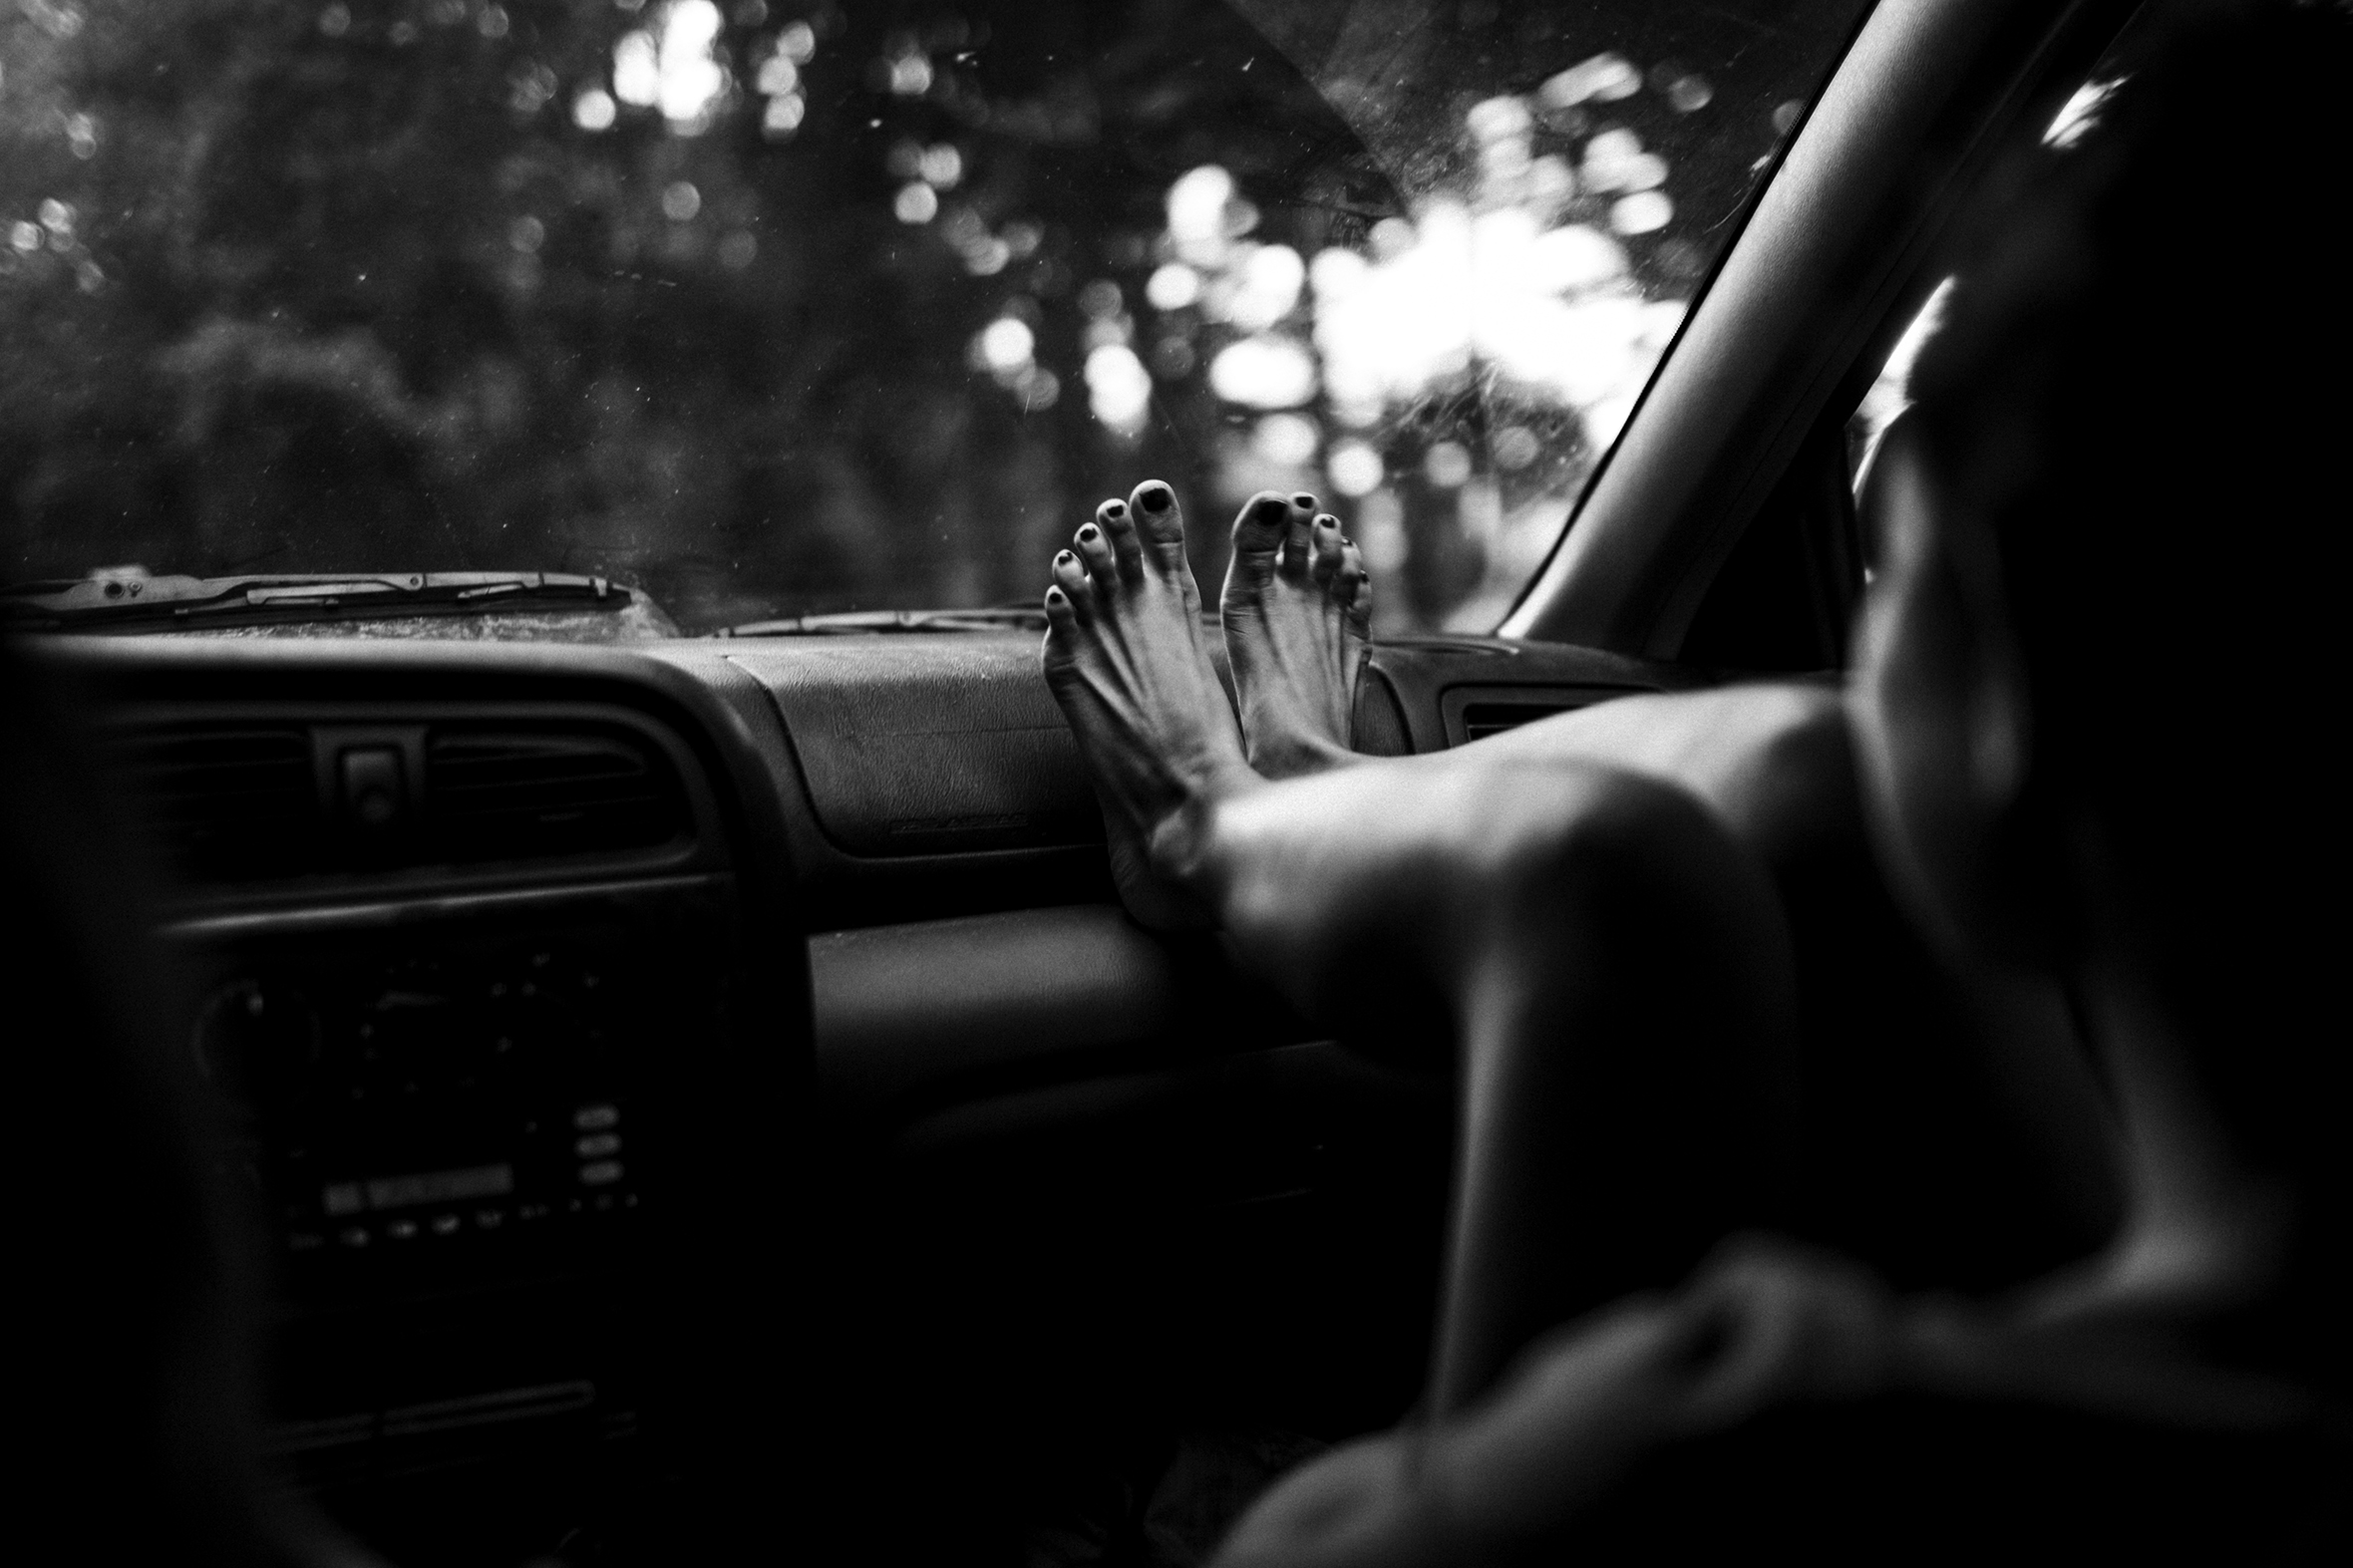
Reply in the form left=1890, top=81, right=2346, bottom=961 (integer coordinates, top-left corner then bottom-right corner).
left=43, top=628, right=1680, bottom=1560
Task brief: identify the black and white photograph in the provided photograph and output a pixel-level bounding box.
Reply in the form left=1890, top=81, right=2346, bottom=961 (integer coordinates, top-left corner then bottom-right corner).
left=3, top=0, right=2344, bottom=1561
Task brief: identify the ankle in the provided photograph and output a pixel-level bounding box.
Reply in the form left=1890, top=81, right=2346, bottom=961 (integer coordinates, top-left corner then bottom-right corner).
left=1146, top=765, right=1256, bottom=896
left=1248, top=732, right=1355, bottom=781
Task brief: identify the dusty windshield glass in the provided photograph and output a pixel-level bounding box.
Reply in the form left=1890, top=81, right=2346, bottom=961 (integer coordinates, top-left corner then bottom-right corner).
left=1, top=0, right=1867, bottom=635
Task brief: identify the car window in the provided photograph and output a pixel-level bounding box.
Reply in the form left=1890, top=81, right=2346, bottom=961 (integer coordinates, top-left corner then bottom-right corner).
left=1847, top=32, right=2143, bottom=558
left=2, top=0, right=1870, bottom=636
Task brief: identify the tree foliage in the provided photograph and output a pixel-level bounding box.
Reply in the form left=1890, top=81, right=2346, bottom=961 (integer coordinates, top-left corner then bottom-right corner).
left=1, top=0, right=1380, bottom=629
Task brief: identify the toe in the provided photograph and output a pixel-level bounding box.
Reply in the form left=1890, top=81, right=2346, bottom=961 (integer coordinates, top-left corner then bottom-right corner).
left=1042, top=584, right=1081, bottom=646
left=1052, top=550, right=1095, bottom=616
left=1130, top=478, right=1188, bottom=565
left=1228, top=491, right=1291, bottom=579
left=1074, top=521, right=1120, bottom=589
left=1278, top=493, right=1318, bottom=579
left=1095, top=497, right=1145, bottom=581
left=1309, top=513, right=1346, bottom=586
left=1339, top=538, right=1372, bottom=636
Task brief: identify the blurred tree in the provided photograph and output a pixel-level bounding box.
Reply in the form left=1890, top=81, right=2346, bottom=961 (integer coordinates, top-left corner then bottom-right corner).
left=0, top=0, right=1386, bottom=630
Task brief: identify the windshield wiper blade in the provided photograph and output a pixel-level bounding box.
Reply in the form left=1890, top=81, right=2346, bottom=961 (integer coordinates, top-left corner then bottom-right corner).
left=716, top=605, right=1048, bottom=636
left=0, top=571, right=624, bottom=630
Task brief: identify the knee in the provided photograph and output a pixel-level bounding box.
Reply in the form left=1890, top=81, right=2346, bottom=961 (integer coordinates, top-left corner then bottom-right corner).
left=1210, top=1433, right=1453, bottom=1568
left=1467, top=764, right=1797, bottom=1044
left=1475, top=765, right=1735, bottom=928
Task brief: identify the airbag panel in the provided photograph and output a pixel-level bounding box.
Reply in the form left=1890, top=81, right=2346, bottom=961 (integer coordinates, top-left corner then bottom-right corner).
left=727, top=639, right=1101, bottom=857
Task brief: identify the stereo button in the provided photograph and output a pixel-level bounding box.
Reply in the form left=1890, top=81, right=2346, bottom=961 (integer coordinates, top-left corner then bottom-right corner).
left=575, top=1132, right=621, bottom=1158
left=578, top=1160, right=623, bottom=1186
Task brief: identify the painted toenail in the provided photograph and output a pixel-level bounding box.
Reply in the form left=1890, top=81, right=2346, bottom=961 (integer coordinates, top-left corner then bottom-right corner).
left=1252, top=496, right=1289, bottom=524
left=1294, top=492, right=1318, bottom=509
left=1079, top=524, right=1099, bottom=540
left=1139, top=483, right=1173, bottom=512
left=1056, top=550, right=1076, bottom=563
left=1103, top=501, right=1127, bottom=516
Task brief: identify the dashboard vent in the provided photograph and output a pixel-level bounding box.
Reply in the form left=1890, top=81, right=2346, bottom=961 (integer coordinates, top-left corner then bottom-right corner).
left=426, top=727, right=686, bottom=863
left=1456, top=703, right=1573, bottom=745
left=111, top=726, right=320, bottom=881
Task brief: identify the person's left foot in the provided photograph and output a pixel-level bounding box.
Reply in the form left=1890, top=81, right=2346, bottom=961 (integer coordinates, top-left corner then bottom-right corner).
left=1220, top=490, right=1370, bottom=779
left=1042, top=480, right=1258, bottom=928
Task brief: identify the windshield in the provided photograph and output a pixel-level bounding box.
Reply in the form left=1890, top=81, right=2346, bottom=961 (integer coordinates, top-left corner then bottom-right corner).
left=1, top=0, right=1869, bottom=636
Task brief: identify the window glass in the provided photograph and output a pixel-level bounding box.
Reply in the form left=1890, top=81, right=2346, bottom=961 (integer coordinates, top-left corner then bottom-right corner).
left=2, top=0, right=1869, bottom=635
left=1847, top=33, right=2140, bottom=514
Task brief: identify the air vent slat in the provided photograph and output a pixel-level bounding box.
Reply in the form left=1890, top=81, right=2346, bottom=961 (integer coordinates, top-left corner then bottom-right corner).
left=425, top=728, right=686, bottom=863
left=106, top=720, right=690, bottom=885
left=109, top=727, right=319, bottom=881
left=1458, top=703, right=1573, bottom=744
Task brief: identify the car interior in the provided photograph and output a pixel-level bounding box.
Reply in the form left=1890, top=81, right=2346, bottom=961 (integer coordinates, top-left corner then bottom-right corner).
left=10, top=0, right=2159, bottom=1561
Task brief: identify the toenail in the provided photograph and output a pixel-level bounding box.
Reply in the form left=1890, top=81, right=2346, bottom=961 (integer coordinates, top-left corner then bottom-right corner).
left=1056, top=550, right=1075, bottom=563
left=1139, top=483, right=1173, bottom=512
left=1252, top=496, right=1289, bottom=524
left=1103, top=501, right=1127, bottom=517
left=1079, top=524, right=1099, bottom=540
left=1294, top=492, right=1318, bottom=509
left=1316, top=514, right=1338, bottom=529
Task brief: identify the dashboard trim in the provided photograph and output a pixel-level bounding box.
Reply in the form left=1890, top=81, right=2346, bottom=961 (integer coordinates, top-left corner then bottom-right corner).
left=159, top=871, right=734, bottom=942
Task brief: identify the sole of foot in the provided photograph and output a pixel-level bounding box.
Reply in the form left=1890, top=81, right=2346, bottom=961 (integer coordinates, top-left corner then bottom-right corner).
left=1220, top=488, right=1370, bottom=780
left=1042, top=478, right=1258, bottom=929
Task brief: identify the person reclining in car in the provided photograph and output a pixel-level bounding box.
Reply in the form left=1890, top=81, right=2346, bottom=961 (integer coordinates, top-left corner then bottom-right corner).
left=1036, top=2, right=2348, bottom=1557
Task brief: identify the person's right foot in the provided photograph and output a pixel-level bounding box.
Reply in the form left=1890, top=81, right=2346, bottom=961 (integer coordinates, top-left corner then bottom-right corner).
left=1042, top=479, right=1258, bottom=928
left=1219, top=490, right=1370, bottom=779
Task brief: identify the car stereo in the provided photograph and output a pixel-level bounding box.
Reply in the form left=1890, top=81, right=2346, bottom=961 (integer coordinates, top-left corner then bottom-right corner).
left=189, top=905, right=725, bottom=1294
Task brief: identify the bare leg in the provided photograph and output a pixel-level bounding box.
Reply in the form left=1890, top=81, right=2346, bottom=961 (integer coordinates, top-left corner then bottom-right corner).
left=1043, top=482, right=1801, bottom=1411
left=1200, top=755, right=1798, bottom=1409
left=1219, top=489, right=1370, bottom=779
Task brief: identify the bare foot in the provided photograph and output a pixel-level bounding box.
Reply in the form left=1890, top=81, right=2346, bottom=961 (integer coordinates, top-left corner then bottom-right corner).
left=1043, top=479, right=1258, bottom=929
left=1220, top=489, right=1371, bottom=779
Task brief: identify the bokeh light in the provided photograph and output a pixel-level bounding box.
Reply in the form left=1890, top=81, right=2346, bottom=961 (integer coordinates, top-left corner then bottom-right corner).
left=893, top=182, right=938, bottom=223
left=612, top=30, right=658, bottom=107
left=1208, top=335, right=1318, bottom=409
left=1252, top=412, right=1319, bottom=468
left=1327, top=442, right=1384, bottom=497
left=656, top=1, right=727, bottom=129
left=977, top=317, right=1035, bottom=376
left=1085, top=344, right=1154, bottom=437
left=573, top=87, right=618, bottom=131
left=1146, top=262, right=1200, bottom=311
left=1425, top=441, right=1473, bottom=487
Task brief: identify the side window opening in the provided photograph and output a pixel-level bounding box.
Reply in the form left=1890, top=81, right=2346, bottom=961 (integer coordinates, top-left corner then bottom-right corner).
left=1847, top=274, right=1955, bottom=498
left=1677, top=411, right=1859, bottom=674
left=1677, top=17, right=2148, bottom=678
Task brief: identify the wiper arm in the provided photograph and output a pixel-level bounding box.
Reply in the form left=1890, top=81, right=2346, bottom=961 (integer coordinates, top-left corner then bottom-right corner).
left=717, top=605, right=1048, bottom=637
left=0, top=571, right=625, bottom=630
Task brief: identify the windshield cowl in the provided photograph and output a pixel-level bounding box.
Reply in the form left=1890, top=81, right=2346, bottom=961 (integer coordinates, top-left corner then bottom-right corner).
left=0, top=570, right=672, bottom=635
